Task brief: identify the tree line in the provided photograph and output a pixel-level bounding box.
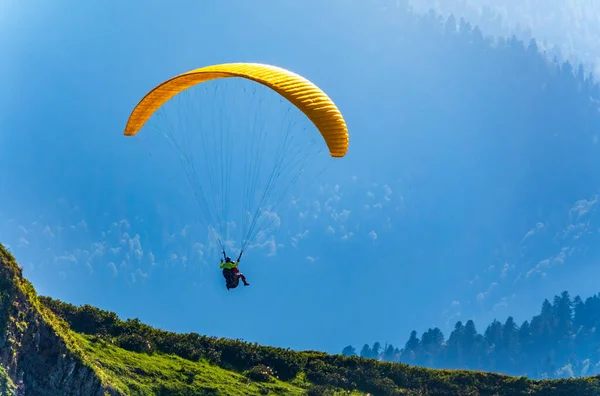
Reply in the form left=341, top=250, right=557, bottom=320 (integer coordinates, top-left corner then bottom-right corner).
left=342, top=291, right=600, bottom=379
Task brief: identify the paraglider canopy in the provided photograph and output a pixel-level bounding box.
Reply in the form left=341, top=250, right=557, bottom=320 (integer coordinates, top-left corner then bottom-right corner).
left=124, top=62, right=349, bottom=258
left=125, top=63, right=349, bottom=156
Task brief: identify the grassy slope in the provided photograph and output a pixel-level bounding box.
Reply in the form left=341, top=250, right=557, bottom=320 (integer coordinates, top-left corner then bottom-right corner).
left=75, top=333, right=315, bottom=396
left=0, top=243, right=358, bottom=395
left=0, top=244, right=121, bottom=393
left=4, top=242, right=600, bottom=395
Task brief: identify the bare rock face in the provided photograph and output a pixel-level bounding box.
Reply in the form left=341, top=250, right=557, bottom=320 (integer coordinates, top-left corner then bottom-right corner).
left=0, top=246, right=121, bottom=395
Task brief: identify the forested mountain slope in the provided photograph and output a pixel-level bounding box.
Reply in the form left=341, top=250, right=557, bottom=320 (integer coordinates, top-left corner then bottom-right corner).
left=343, top=290, right=600, bottom=379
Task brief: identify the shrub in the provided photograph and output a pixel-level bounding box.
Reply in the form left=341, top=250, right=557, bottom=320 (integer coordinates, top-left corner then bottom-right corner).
left=245, top=364, right=275, bottom=383
left=117, top=334, right=151, bottom=353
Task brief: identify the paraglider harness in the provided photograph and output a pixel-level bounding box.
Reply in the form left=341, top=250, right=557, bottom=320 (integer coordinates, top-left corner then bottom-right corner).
left=221, top=251, right=243, bottom=290
left=223, top=270, right=239, bottom=289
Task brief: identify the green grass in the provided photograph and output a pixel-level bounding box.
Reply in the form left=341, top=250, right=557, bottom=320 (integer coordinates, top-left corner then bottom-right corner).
left=76, top=333, right=310, bottom=396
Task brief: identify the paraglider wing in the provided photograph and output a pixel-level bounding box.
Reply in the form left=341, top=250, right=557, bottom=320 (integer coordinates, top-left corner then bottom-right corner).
left=123, top=62, right=349, bottom=158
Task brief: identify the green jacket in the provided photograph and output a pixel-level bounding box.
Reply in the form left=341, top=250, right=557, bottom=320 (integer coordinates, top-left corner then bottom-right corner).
left=220, top=260, right=238, bottom=270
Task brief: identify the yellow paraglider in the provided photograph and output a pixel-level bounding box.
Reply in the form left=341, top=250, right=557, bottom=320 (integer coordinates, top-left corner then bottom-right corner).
left=123, top=62, right=350, bottom=264
left=123, top=62, right=349, bottom=158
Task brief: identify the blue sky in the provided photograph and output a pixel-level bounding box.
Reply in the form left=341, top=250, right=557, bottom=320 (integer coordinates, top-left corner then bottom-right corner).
left=2, top=0, right=600, bottom=355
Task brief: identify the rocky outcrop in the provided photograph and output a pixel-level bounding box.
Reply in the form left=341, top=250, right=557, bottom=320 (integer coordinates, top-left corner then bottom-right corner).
left=0, top=245, right=121, bottom=396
